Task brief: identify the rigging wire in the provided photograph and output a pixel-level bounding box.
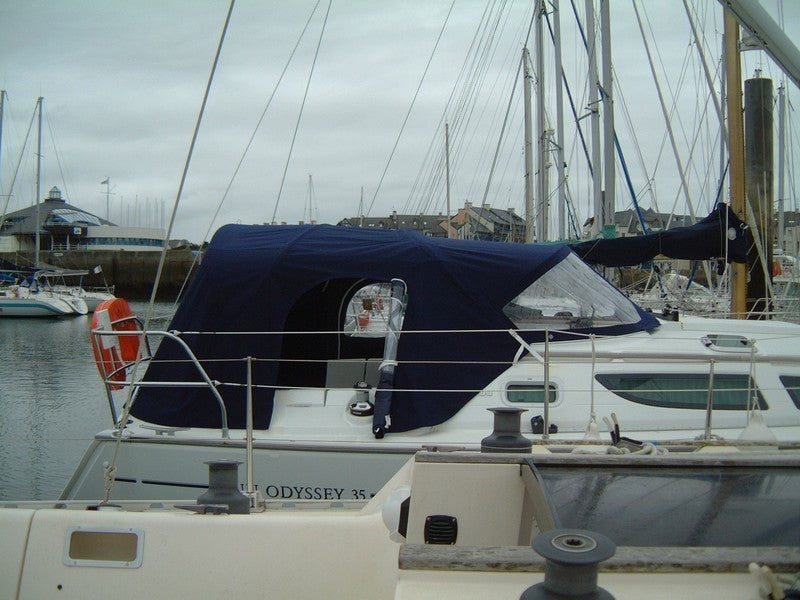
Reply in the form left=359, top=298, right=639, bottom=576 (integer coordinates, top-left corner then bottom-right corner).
left=479, top=54, right=522, bottom=210
left=365, top=0, right=456, bottom=217
left=409, top=0, right=523, bottom=218
left=400, top=0, right=496, bottom=216
left=201, top=0, right=322, bottom=244
left=0, top=99, right=36, bottom=221
left=100, top=0, right=237, bottom=505
left=171, top=0, right=324, bottom=307
left=271, top=0, right=332, bottom=224
left=460, top=0, right=530, bottom=209
left=45, top=116, right=73, bottom=203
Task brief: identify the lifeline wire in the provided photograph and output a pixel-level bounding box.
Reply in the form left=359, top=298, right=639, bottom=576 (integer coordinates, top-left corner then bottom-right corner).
left=271, top=0, right=332, bottom=225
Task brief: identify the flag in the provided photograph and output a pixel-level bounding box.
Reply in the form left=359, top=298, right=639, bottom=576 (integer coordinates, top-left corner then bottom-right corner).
left=93, top=265, right=103, bottom=274
left=101, top=178, right=109, bottom=185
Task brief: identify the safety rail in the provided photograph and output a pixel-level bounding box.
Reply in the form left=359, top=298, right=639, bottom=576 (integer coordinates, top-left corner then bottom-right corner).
left=91, top=328, right=230, bottom=439
left=88, top=324, right=800, bottom=449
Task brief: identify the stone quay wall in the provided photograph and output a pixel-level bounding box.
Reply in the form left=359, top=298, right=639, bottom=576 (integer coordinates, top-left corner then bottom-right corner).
left=0, top=250, right=200, bottom=300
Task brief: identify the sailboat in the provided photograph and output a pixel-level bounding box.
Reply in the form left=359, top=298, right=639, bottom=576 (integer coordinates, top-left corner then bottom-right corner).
left=0, top=97, right=87, bottom=317
left=0, top=3, right=799, bottom=598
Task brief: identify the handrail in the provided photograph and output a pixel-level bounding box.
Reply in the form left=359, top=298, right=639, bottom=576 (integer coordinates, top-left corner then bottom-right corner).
left=92, top=328, right=230, bottom=438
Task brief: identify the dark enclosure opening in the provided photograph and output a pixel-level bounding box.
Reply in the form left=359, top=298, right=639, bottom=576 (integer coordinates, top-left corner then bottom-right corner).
left=276, top=278, right=386, bottom=388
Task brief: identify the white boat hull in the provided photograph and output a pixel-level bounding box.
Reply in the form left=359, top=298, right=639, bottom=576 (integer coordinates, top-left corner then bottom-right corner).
left=68, top=314, right=800, bottom=501
left=0, top=293, right=74, bottom=317
left=8, top=449, right=800, bottom=599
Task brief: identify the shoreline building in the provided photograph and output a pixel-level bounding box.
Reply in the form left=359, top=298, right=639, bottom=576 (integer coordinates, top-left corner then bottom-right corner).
left=0, top=187, right=165, bottom=253
left=338, top=201, right=525, bottom=243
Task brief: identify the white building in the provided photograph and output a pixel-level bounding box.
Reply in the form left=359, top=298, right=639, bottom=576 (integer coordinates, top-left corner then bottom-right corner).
left=0, top=187, right=165, bottom=252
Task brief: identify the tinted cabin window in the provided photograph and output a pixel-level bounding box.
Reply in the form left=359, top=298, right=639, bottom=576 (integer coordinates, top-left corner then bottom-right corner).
left=506, top=384, right=557, bottom=404
left=781, top=376, right=800, bottom=409
left=595, top=373, right=767, bottom=410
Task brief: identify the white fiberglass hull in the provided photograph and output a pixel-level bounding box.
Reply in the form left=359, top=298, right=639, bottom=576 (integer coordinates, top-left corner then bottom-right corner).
left=0, top=293, right=74, bottom=317
left=69, top=314, right=800, bottom=501
left=9, top=449, right=800, bottom=600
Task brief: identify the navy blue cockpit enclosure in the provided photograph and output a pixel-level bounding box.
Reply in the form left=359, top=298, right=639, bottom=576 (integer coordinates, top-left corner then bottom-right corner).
left=131, top=225, right=658, bottom=434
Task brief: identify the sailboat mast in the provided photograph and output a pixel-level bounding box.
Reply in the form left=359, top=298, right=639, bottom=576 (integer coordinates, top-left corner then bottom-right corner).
left=777, top=82, right=785, bottom=252
left=600, top=0, right=614, bottom=232
left=35, top=97, right=43, bottom=269
left=585, top=0, right=602, bottom=236
left=105, top=178, right=111, bottom=221
left=724, top=12, right=747, bottom=317
left=0, top=91, right=5, bottom=187
left=359, top=186, right=364, bottom=227
left=445, top=122, right=453, bottom=238
left=535, top=0, right=548, bottom=242
left=552, top=1, right=567, bottom=241
left=523, top=47, right=534, bottom=243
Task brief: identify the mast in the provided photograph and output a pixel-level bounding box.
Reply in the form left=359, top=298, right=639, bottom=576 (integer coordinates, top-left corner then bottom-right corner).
left=777, top=82, right=785, bottom=252
left=724, top=11, right=747, bottom=318
left=0, top=91, right=5, bottom=190
left=445, top=122, right=453, bottom=238
left=600, top=0, right=614, bottom=232
left=307, top=173, right=312, bottom=223
left=552, top=1, right=566, bottom=241
left=35, top=97, right=43, bottom=269
left=535, top=0, right=548, bottom=242
left=359, top=186, right=364, bottom=227
left=523, top=47, right=534, bottom=243
left=585, top=0, right=602, bottom=236
left=104, top=177, right=111, bottom=221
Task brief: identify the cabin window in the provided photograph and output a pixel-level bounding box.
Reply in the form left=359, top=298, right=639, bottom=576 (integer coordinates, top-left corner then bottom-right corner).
left=503, top=253, right=642, bottom=330
left=595, top=373, right=767, bottom=410
left=343, top=282, right=404, bottom=338
left=506, top=383, right=557, bottom=404
left=780, top=376, right=800, bottom=409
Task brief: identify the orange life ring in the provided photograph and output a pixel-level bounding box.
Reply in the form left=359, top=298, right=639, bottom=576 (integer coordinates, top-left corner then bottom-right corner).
left=90, top=298, right=141, bottom=390
left=772, top=260, right=782, bottom=277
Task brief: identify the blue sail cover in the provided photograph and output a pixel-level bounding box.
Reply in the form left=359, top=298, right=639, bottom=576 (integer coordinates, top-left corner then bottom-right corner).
left=131, top=225, right=658, bottom=433
left=568, top=203, right=746, bottom=267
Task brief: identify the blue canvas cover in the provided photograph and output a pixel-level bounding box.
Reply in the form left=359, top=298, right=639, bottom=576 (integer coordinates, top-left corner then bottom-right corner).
left=568, top=203, right=746, bottom=267
left=131, top=225, right=658, bottom=433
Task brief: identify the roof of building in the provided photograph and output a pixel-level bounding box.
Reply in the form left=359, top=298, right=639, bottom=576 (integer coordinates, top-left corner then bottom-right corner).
left=338, top=213, right=450, bottom=236
left=1, top=187, right=113, bottom=236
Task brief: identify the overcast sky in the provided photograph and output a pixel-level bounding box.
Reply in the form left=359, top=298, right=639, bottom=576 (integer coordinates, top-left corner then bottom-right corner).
left=1, top=0, right=798, bottom=243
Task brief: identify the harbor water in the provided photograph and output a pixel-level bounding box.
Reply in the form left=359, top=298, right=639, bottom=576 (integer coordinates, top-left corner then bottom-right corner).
left=0, top=301, right=173, bottom=501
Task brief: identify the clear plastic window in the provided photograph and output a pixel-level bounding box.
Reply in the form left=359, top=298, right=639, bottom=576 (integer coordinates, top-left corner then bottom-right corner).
left=503, top=253, right=642, bottom=330
left=343, top=282, right=403, bottom=338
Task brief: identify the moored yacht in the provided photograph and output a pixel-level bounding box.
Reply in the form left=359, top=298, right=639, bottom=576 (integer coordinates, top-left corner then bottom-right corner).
left=61, top=225, right=800, bottom=502
left=4, top=431, right=800, bottom=599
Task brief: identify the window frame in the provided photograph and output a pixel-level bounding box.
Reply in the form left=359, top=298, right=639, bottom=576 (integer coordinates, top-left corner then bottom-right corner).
left=505, top=382, right=559, bottom=405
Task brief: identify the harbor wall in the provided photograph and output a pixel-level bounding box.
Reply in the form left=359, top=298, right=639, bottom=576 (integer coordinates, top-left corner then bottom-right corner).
left=0, top=250, right=200, bottom=300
